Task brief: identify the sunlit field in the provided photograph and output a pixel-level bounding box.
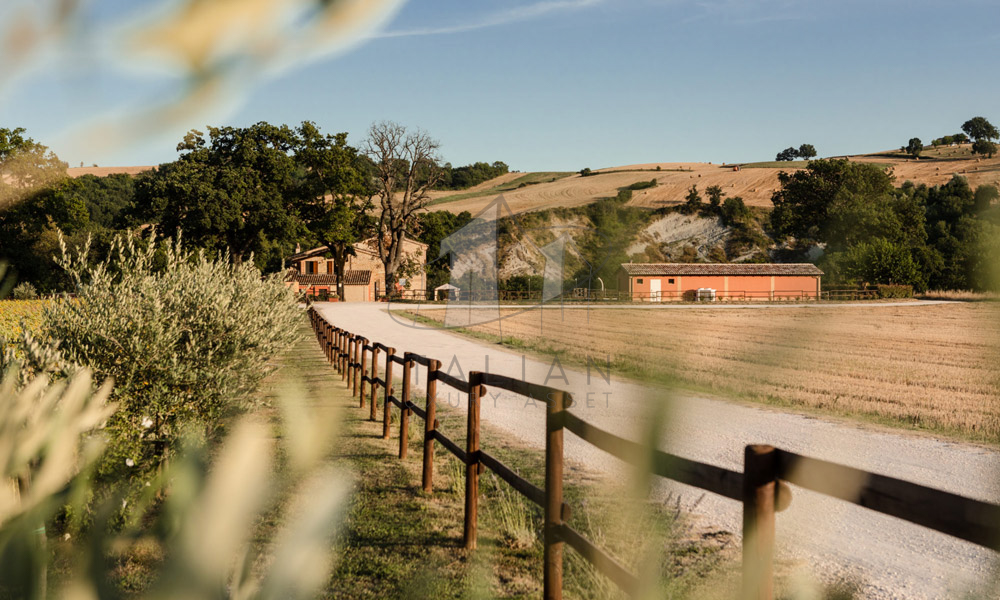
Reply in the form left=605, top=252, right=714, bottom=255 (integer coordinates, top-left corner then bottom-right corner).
left=409, top=303, right=1000, bottom=443
left=0, top=300, right=47, bottom=348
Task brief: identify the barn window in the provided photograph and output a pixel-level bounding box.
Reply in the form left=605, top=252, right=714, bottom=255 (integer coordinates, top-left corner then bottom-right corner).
left=668, top=278, right=675, bottom=284
left=637, top=278, right=643, bottom=284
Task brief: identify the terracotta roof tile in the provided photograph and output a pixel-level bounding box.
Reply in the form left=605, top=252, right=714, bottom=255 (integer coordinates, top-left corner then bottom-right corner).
left=285, top=270, right=372, bottom=286
left=620, top=263, right=824, bottom=276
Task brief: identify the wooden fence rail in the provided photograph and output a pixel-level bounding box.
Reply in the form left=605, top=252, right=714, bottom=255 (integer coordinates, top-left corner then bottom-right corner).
left=307, top=307, right=1000, bottom=600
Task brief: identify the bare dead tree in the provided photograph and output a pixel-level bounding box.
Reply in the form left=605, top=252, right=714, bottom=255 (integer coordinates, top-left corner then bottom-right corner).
left=364, top=121, right=442, bottom=296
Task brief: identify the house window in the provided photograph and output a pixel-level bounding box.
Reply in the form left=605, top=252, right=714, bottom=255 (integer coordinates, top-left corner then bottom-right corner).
left=668, top=278, right=675, bottom=284
left=637, top=278, right=643, bottom=284
left=306, top=262, right=316, bottom=274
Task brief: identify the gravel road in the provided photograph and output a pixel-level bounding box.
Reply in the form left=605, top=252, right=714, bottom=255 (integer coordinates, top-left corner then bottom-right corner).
left=315, top=302, right=1000, bottom=599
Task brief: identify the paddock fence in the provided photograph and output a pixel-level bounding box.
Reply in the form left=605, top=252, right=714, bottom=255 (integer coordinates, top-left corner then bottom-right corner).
left=308, top=307, right=999, bottom=600
left=372, top=288, right=882, bottom=303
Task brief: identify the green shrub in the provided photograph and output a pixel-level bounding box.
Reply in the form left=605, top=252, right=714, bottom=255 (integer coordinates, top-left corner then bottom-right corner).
left=11, top=282, right=38, bottom=300
left=3, top=232, right=301, bottom=480
left=579, top=167, right=593, bottom=177
left=628, top=179, right=657, bottom=191
left=877, top=284, right=914, bottom=299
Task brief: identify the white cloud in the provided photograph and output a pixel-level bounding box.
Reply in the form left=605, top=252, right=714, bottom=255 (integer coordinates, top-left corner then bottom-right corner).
left=376, top=0, right=605, bottom=38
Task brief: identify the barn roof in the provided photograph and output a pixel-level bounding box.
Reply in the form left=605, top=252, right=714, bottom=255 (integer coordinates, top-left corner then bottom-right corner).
left=285, top=270, right=373, bottom=286
left=620, top=263, right=824, bottom=276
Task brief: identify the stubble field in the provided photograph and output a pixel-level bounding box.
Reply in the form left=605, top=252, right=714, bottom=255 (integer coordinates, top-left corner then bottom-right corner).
left=412, top=303, right=1000, bottom=443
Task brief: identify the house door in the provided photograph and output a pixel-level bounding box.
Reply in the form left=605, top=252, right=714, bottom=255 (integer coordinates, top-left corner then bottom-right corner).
left=649, top=279, right=661, bottom=302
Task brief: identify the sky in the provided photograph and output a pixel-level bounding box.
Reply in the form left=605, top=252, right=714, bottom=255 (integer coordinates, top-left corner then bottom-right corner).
left=1, top=0, right=998, bottom=171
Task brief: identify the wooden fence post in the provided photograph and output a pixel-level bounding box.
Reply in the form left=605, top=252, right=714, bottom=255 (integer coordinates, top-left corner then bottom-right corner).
left=347, top=335, right=355, bottom=385
left=742, top=444, right=777, bottom=600
left=370, top=346, right=380, bottom=421
left=422, top=359, right=440, bottom=493
left=383, top=348, right=395, bottom=439
left=464, top=372, right=483, bottom=550
left=352, top=338, right=361, bottom=397
left=359, top=339, right=368, bottom=409
left=341, top=333, right=349, bottom=378
left=399, top=353, right=413, bottom=459
left=543, top=390, right=567, bottom=600
left=325, top=326, right=333, bottom=363
left=333, top=329, right=341, bottom=370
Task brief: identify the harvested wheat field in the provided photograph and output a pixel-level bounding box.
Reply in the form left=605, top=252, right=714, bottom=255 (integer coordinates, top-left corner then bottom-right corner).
left=430, top=146, right=1000, bottom=217
left=417, top=303, right=1000, bottom=443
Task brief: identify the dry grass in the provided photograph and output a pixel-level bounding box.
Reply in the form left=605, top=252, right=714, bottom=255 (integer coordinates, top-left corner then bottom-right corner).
left=919, top=290, right=1000, bottom=302
left=426, top=150, right=1000, bottom=216
left=414, top=304, right=1000, bottom=443
left=0, top=299, right=48, bottom=359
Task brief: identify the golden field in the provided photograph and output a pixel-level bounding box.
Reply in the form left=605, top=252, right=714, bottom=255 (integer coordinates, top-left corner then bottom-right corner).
left=0, top=299, right=47, bottom=340
left=427, top=145, right=1000, bottom=216
left=413, top=303, right=1000, bottom=443
left=0, top=300, right=48, bottom=359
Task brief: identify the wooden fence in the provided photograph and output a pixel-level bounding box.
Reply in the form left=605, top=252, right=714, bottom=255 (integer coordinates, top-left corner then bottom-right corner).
left=374, top=288, right=882, bottom=303
left=308, top=307, right=1000, bottom=600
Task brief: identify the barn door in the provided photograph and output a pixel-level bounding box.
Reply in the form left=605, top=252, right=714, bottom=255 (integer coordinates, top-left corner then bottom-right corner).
left=649, top=279, right=661, bottom=302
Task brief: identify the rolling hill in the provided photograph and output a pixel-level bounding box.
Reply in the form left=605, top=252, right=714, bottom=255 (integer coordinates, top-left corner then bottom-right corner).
left=429, top=144, right=1000, bottom=217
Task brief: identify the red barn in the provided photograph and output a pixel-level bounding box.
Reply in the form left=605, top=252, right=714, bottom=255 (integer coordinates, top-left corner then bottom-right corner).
left=617, top=263, right=823, bottom=301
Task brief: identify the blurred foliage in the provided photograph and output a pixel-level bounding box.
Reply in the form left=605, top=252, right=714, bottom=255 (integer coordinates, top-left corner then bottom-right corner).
left=436, top=161, right=510, bottom=190
left=0, top=365, right=348, bottom=600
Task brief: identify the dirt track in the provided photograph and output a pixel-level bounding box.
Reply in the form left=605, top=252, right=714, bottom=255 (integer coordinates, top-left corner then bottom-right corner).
left=315, top=302, right=1000, bottom=599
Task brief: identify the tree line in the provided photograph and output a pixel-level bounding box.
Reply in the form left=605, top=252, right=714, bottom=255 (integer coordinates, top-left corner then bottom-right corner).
left=770, top=159, right=1000, bottom=291
left=0, top=122, right=508, bottom=299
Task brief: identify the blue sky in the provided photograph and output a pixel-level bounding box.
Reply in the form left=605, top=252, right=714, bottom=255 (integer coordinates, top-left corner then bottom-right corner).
left=2, top=0, right=998, bottom=170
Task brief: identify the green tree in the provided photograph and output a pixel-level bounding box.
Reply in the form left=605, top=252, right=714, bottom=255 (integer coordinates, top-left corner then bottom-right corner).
left=0, top=127, right=67, bottom=210
left=705, top=185, right=724, bottom=208
left=842, top=237, right=924, bottom=289
left=416, top=210, right=473, bottom=290
left=962, top=117, right=999, bottom=144
left=721, top=196, right=753, bottom=228
left=974, top=185, right=999, bottom=212
left=775, top=147, right=798, bottom=161
left=972, top=139, right=997, bottom=159
left=797, top=144, right=817, bottom=160
left=294, top=122, right=373, bottom=300
left=906, top=137, right=923, bottom=158
left=0, top=171, right=132, bottom=291
left=769, top=159, right=899, bottom=250
left=684, top=184, right=703, bottom=212
left=135, top=123, right=304, bottom=268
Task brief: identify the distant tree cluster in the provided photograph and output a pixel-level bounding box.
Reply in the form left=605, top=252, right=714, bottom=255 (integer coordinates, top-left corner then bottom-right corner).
left=770, top=158, right=1000, bottom=291
left=436, top=160, right=509, bottom=190
left=776, top=144, right=817, bottom=162
left=415, top=209, right=473, bottom=290
left=930, top=133, right=969, bottom=147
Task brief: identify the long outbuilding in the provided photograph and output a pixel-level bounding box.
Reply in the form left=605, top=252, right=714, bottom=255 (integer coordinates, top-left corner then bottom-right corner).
left=617, top=262, right=824, bottom=301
